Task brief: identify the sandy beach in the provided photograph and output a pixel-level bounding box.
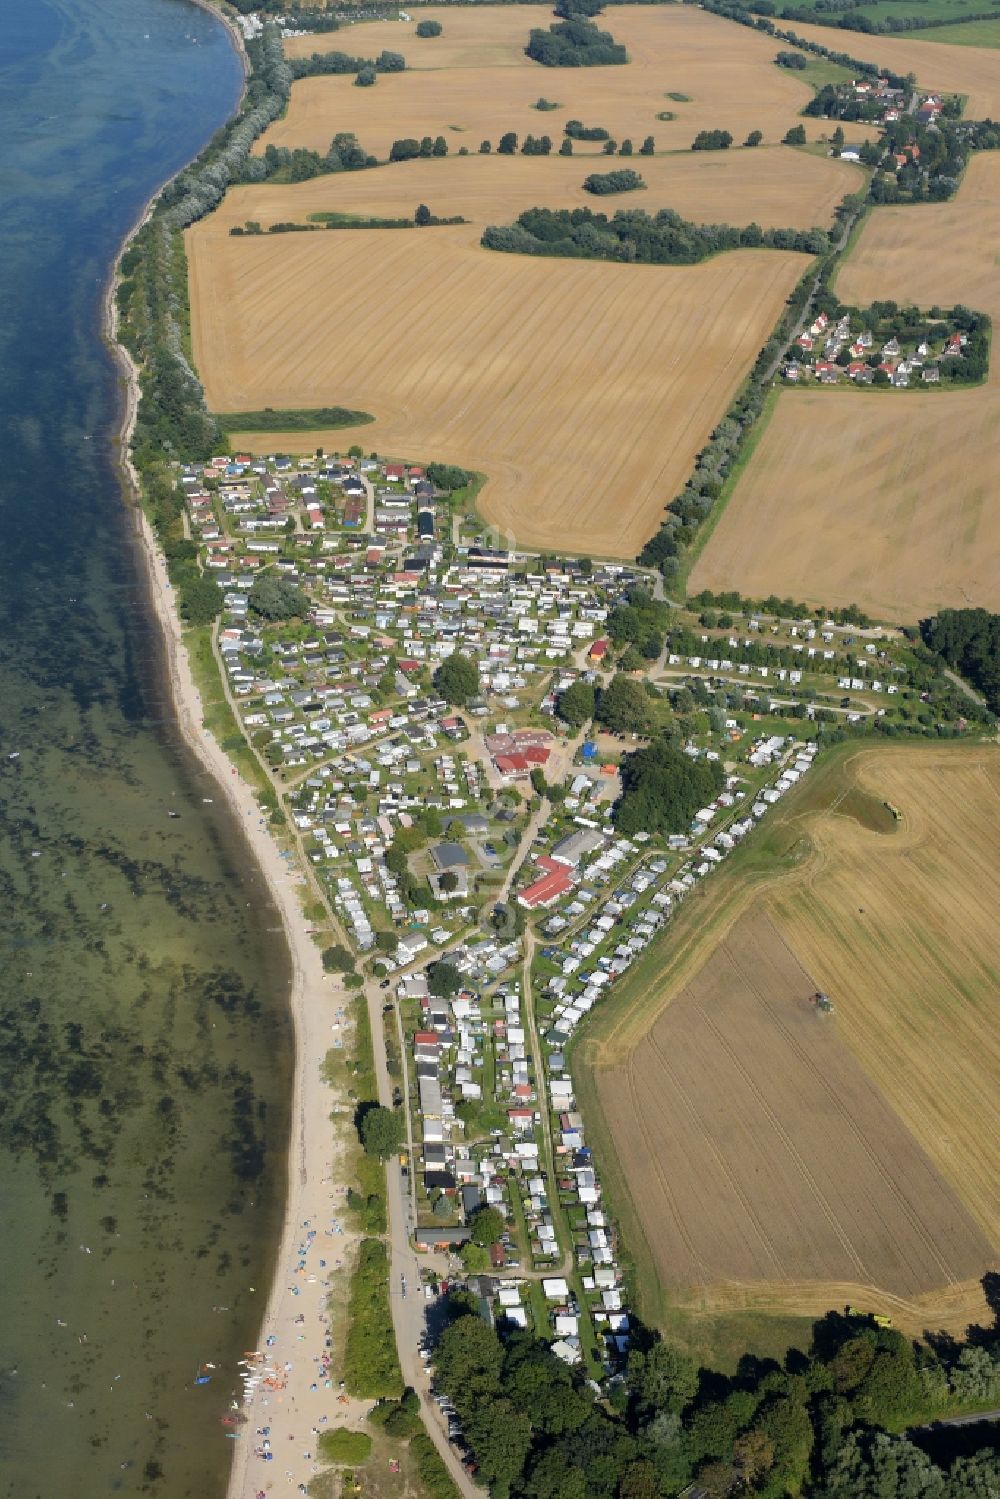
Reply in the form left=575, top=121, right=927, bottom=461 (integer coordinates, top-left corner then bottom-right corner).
left=112, top=333, right=374, bottom=1499
left=103, top=17, right=374, bottom=1484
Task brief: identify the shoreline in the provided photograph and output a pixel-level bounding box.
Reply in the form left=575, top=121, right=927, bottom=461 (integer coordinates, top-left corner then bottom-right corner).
left=104, top=4, right=369, bottom=1495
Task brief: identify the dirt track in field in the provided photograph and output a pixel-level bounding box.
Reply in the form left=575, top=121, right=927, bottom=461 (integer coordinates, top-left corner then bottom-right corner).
left=187, top=223, right=807, bottom=557
left=268, top=6, right=821, bottom=160
left=593, top=745, right=1000, bottom=1333
left=690, top=153, right=1000, bottom=623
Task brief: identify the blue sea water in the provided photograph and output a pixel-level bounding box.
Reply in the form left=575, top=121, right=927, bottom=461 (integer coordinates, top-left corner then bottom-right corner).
left=0, top=3, right=292, bottom=1495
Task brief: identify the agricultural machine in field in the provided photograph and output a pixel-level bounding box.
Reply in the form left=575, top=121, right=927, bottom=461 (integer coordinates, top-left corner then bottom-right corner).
left=811, top=991, right=835, bottom=1015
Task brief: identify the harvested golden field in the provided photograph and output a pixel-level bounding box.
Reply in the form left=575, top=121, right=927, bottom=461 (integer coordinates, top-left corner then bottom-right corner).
left=187, top=224, right=806, bottom=556
left=212, top=147, right=861, bottom=239
left=284, top=5, right=535, bottom=68
left=836, top=151, right=1000, bottom=334
left=687, top=384, right=1000, bottom=621
left=691, top=154, right=1000, bottom=622
left=263, top=5, right=819, bottom=160
left=783, top=20, right=1000, bottom=117
left=589, top=744, right=1000, bottom=1335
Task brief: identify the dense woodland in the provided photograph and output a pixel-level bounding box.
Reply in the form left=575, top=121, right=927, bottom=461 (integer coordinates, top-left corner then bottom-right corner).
left=432, top=1297, right=1000, bottom=1499
left=921, top=610, right=1000, bottom=712
left=482, top=206, right=829, bottom=262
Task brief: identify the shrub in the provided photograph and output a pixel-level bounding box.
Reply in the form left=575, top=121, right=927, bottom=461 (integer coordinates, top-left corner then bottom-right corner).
left=583, top=169, right=645, bottom=194
left=564, top=118, right=610, bottom=140
left=344, top=1240, right=404, bottom=1398
left=318, top=1428, right=372, bottom=1464
left=691, top=129, right=733, bottom=151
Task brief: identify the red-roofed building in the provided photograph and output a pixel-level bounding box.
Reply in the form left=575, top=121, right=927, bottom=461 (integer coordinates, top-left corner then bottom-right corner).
left=589, top=639, right=609, bottom=661
left=517, top=859, right=573, bottom=909
left=495, top=746, right=551, bottom=780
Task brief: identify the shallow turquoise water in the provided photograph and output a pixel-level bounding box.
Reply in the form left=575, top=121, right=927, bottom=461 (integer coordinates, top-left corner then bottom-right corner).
left=0, top=3, right=293, bottom=1495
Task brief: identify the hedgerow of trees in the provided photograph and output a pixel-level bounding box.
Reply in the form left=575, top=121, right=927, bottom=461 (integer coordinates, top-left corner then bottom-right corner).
left=481, top=206, right=829, bottom=264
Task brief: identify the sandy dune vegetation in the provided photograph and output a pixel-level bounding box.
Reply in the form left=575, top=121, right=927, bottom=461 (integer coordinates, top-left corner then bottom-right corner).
left=591, top=745, right=1000, bottom=1335
left=263, top=5, right=821, bottom=160
left=212, top=147, right=861, bottom=240
left=781, top=19, right=1000, bottom=118
left=690, top=153, right=1000, bottom=622
left=188, top=220, right=807, bottom=556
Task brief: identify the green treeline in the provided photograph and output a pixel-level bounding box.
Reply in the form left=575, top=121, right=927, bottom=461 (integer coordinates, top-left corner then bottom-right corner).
left=287, top=47, right=405, bottom=80
left=921, top=609, right=1000, bottom=712
left=482, top=206, right=829, bottom=263
left=432, top=1302, right=1000, bottom=1499
left=526, top=16, right=629, bottom=65
left=117, top=220, right=218, bottom=464
left=215, top=405, right=373, bottom=433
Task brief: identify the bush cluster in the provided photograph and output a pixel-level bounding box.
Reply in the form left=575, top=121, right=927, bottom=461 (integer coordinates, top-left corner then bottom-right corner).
left=482, top=205, right=829, bottom=264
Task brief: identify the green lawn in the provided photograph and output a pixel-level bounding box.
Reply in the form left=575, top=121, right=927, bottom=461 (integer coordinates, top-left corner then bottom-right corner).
left=781, top=0, right=997, bottom=22
left=907, top=15, right=1000, bottom=43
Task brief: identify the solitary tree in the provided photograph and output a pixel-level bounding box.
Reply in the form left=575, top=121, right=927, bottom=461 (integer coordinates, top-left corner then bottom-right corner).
left=434, top=651, right=480, bottom=706
left=783, top=124, right=807, bottom=146
left=469, top=1204, right=505, bottom=1245
left=559, top=137, right=573, bottom=155
left=360, top=1105, right=405, bottom=1159
left=248, top=573, right=310, bottom=621
left=498, top=132, right=518, bottom=155
left=744, top=129, right=763, bottom=147
left=428, top=960, right=462, bottom=998
left=558, top=679, right=596, bottom=727
left=639, top=135, right=655, bottom=155
left=321, top=944, right=354, bottom=973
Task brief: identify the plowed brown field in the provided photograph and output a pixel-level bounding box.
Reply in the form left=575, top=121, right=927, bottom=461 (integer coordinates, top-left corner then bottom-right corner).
left=590, top=744, right=1000, bottom=1334
left=781, top=20, right=1000, bottom=117
left=689, top=153, right=1000, bottom=622
left=264, top=5, right=820, bottom=159
left=187, top=223, right=808, bottom=556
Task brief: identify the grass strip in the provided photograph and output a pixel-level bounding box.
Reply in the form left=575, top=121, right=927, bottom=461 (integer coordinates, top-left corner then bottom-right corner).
left=215, top=406, right=373, bottom=433
left=343, top=1239, right=404, bottom=1399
